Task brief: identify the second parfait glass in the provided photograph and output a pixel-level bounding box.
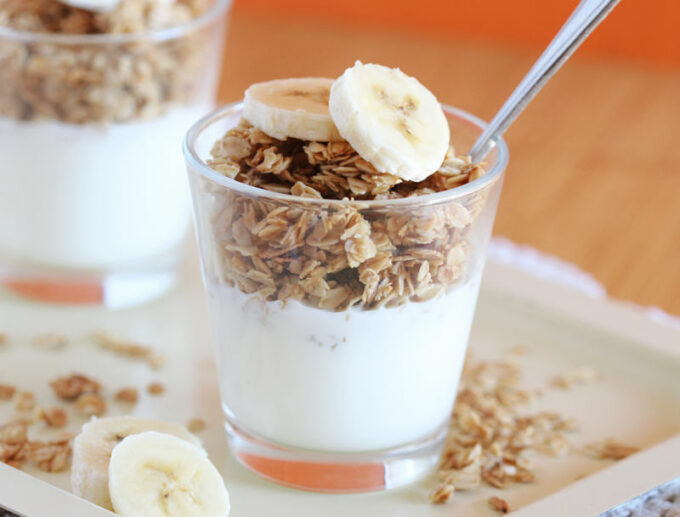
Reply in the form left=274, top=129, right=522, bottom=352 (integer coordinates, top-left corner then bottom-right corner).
left=0, top=0, right=230, bottom=307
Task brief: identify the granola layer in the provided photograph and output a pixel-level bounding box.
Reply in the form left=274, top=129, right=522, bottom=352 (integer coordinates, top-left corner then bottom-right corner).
left=200, top=119, right=492, bottom=311
left=0, top=0, right=214, bottom=123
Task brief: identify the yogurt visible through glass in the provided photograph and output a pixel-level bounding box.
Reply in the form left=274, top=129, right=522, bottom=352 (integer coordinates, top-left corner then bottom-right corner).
left=212, top=278, right=480, bottom=452
left=0, top=107, right=207, bottom=269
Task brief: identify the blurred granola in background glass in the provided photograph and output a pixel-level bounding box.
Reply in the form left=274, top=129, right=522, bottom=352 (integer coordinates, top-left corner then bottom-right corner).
left=0, top=0, right=214, bottom=123
left=0, top=0, right=229, bottom=308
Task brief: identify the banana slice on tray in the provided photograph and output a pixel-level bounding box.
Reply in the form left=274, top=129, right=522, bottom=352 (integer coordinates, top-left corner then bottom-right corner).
left=329, top=61, right=450, bottom=182
left=71, top=416, right=202, bottom=510
left=243, top=77, right=343, bottom=141
left=109, top=431, right=230, bottom=517
left=59, top=0, right=121, bottom=12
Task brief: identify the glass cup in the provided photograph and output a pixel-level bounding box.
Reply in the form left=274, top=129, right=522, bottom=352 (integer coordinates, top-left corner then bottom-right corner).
left=184, top=103, right=508, bottom=492
left=0, top=0, right=231, bottom=308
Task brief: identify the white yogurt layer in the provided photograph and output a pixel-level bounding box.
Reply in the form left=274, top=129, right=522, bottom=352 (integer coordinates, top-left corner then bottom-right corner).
left=210, top=278, right=480, bottom=452
left=0, top=106, right=208, bottom=269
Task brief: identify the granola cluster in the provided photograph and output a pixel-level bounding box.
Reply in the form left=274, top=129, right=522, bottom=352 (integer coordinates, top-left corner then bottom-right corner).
left=584, top=438, right=640, bottom=461
left=0, top=0, right=214, bottom=123
left=0, top=371, right=153, bottom=471
left=0, top=420, right=72, bottom=472
left=50, top=373, right=100, bottom=401
left=429, top=352, right=639, bottom=507
left=0, top=331, right=210, bottom=477
left=203, top=118, right=490, bottom=311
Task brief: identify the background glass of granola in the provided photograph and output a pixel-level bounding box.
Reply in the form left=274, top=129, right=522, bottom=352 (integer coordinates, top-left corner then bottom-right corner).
left=0, top=0, right=231, bottom=308
left=184, top=102, right=508, bottom=492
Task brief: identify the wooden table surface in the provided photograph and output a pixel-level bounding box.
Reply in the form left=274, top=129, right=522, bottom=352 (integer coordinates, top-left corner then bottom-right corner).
left=217, top=9, right=680, bottom=316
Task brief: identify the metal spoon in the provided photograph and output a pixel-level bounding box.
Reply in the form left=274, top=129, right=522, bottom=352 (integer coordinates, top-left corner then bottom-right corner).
left=468, top=0, right=620, bottom=163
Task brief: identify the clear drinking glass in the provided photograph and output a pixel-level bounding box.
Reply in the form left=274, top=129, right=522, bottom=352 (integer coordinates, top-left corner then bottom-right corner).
left=184, top=103, right=508, bottom=492
left=0, top=0, right=230, bottom=308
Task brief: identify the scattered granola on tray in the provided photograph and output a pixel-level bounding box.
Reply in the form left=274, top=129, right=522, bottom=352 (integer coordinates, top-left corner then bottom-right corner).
left=92, top=331, right=165, bottom=369
left=14, top=391, right=36, bottom=412
left=551, top=365, right=600, bottom=390
left=74, top=393, right=107, bottom=416
left=584, top=438, right=640, bottom=461
left=50, top=373, right=101, bottom=401
left=0, top=420, right=73, bottom=472
left=31, top=332, right=69, bottom=350
left=114, top=388, right=139, bottom=404
left=0, top=330, right=206, bottom=479
left=146, top=382, right=165, bottom=396
left=36, top=406, right=68, bottom=428
left=187, top=418, right=207, bottom=433
left=488, top=496, right=510, bottom=514
left=0, top=384, right=16, bottom=400
left=428, top=352, right=580, bottom=505
left=425, top=350, right=641, bottom=506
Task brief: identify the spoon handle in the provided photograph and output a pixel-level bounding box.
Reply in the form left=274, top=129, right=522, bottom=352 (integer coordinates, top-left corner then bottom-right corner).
left=468, top=0, right=620, bottom=163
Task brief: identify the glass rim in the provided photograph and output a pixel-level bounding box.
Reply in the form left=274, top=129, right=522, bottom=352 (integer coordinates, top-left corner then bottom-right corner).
left=0, top=0, right=231, bottom=45
left=183, top=101, right=509, bottom=208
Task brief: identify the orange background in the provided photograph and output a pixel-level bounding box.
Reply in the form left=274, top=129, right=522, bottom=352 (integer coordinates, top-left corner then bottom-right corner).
left=221, top=2, right=680, bottom=314
left=234, top=0, right=680, bottom=66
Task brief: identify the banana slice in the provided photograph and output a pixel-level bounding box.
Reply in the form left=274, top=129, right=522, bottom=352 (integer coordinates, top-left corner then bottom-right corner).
left=329, top=61, right=450, bottom=182
left=71, top=416, right=202, bottom=510
left=243, top=78, right=343, bottom=141
left=109, top=431, right=230, bottom=517
left=59, top=0, right=122, bottom=12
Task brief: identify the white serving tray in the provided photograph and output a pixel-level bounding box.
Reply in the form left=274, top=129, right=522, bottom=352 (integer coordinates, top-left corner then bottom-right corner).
left=1, top=258, right=679, bottom=516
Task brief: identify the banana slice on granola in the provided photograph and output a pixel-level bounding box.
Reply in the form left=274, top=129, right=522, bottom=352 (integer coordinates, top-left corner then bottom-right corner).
left=329, top=61, right=450, bottom=182
left=243, top=78, right=343, bottom=142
